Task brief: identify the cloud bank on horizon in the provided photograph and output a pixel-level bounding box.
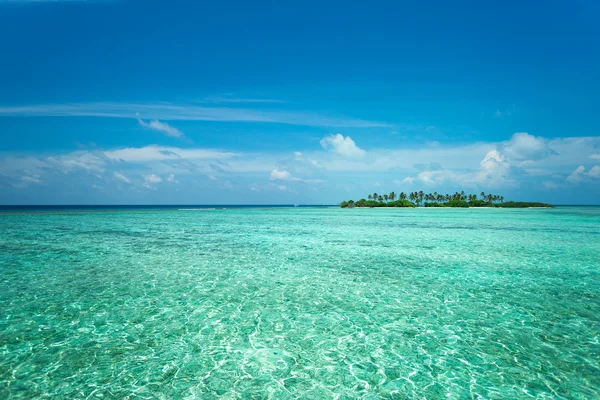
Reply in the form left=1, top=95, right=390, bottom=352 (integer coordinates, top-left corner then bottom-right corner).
left=1, top=128, right=599, bottom=204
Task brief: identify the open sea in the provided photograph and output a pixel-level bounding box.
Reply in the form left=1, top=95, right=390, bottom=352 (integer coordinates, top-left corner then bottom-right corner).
left=0, top=206, right=599, bottom=399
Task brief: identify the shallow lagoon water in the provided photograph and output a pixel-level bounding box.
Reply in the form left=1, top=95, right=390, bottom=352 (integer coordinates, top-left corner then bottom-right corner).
left=1, top=207, right=599, bottom=399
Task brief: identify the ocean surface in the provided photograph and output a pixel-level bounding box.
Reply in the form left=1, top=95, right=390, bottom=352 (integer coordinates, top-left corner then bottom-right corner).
left=1, top=206, right=599, bottom=399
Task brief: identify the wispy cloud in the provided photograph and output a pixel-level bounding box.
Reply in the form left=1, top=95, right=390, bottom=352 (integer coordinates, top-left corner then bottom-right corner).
left=113, top=171, right=131, bottom=184
left=491, top=105, right=515, bottom=118
left=104, top=145, right=237, bottom=163
left=202, top=95, right=285, bottom=104
left=0, top=102, right=390, bottom=128
left=20, top=175, right=41, bottom=184
left=136, top=113, right=185, bottom=139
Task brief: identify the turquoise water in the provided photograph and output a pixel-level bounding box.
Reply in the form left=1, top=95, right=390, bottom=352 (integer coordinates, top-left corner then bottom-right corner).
left=1, top=207, right=599, bottom=399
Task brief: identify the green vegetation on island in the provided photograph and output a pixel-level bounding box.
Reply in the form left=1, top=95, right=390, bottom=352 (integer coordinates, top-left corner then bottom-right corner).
left=340, top=191, right=553, bottom=208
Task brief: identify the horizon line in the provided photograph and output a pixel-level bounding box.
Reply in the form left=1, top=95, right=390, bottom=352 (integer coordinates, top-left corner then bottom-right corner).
left=2, top=204, right=600, bottom=207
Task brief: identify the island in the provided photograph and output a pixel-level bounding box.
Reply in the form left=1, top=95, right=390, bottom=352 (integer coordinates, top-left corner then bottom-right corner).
left=340, top=191, right=553, bottom=208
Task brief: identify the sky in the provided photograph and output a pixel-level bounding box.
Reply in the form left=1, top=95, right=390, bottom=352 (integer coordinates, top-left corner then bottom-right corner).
left=0, top=0, right=599, bottom=205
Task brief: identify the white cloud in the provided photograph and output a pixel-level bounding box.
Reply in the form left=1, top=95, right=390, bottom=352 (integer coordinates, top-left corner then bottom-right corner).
left=567, top=165, right=586, bottom=183
left=416, top=170, right=457, bottom=185
left=142, top=174, right=162, bottom=189
left=137, top=113, right=184, bottom=139
left=470, top=150, right=516, bottom=187
left=269, top=169, right=294, bottom=181
left=167, top=173, right=179, bottom=183
left=588, top=166, right=600, bottom=178
left=568, top=165, right=600, bottom=182
left=320, top=134, right=366, bottom=158
left=479, top=149, right=509, bottom=173
left=590, top=154, right=600, bottom=161
left=398, top=149, right=517, bottom=189
left=501, top=132, right=555, bottom=162
left=0, top=102, right=389, bottom=128
left=390, top=133, right=600, bottom=190
left=144, top=174, right=162, bottom=184
left=113, top=171, right=131, bottom=184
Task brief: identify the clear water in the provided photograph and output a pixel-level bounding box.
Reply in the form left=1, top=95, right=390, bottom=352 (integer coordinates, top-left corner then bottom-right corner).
left=1, top=207, right=599, bottom=399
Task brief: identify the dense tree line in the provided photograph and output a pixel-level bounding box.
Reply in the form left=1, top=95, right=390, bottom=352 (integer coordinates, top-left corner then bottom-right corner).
left=340, top=191, right=552, bottom=208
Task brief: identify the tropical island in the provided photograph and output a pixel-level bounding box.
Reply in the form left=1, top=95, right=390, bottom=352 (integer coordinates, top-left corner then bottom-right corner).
left=340, top=191, right=553, bottom=208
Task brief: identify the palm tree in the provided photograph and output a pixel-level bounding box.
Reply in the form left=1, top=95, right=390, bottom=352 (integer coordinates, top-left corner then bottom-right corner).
left=344, top=190, right=507, bottom=209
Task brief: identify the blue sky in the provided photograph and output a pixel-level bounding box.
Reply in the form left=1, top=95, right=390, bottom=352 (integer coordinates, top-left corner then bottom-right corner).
left=0, top=0, right=599, bottom=204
